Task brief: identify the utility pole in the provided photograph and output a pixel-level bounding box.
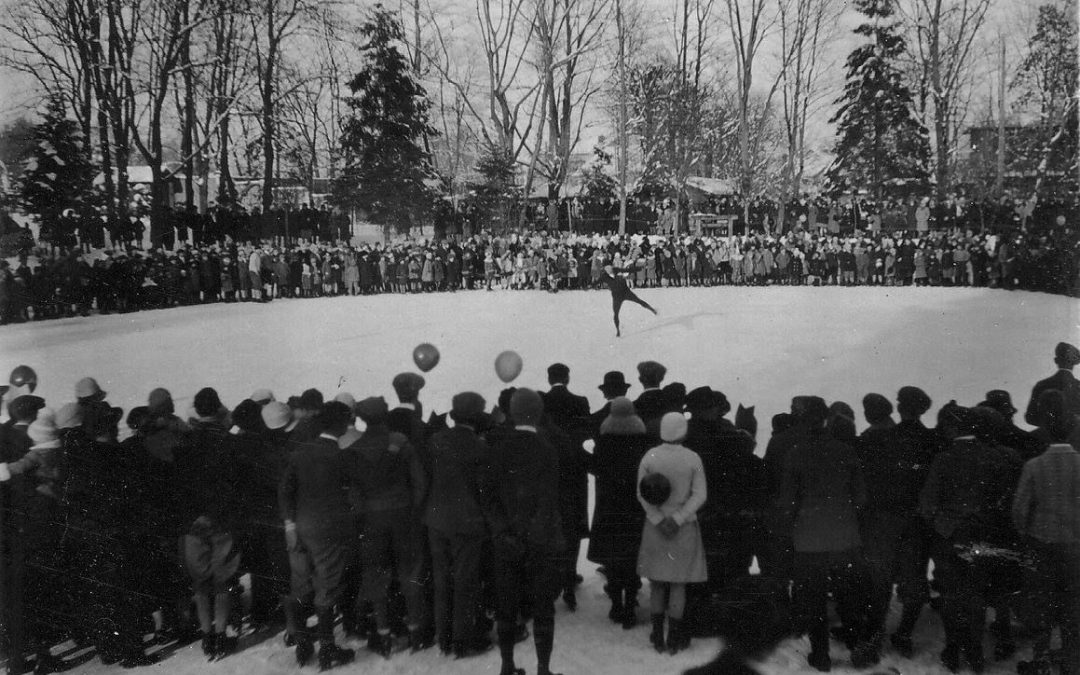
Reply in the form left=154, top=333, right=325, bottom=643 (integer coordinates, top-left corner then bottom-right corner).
left=615, top=0, right=628, bottom=234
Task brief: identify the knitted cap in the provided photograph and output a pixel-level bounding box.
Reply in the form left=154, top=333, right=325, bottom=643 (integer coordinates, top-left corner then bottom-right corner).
left=659, top=412, right=688, bottom=443
left=897, top=386, right=932, bottom=416
left=333, top=392, right=356, bottom=409
left=600, top=397, right=646, bottom=436
left=509, top=388, right=544, bottom=426
left=147, top=387, right=173, bottom=415
left=193, top=387, right=224, bottom=418
left=261, top=401, right=293, bottom=430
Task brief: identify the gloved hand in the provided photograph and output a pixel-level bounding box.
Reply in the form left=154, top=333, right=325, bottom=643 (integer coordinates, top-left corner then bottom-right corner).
left=0, top=463, right=10, bottom=482
left=658, top=516, right=679, bottom=540
left=284, top=520, right=299, bottom=552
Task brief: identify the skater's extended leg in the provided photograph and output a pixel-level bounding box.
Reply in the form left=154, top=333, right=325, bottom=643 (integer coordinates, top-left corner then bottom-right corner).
left=625, top=291, right=657, bottom=315
left=612, top=298, right=623, bottom=337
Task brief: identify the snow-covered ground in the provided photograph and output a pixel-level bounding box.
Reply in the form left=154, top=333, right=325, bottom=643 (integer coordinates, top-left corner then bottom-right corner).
left=2, top=285, right=1077, bottom=675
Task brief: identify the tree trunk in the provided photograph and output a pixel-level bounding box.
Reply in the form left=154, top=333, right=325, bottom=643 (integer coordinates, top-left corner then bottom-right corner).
left=261, top=1, right=277, bottom=214
left=181, top=0, right=196, bottom=209
left=615, top=0, right=628, bottom=234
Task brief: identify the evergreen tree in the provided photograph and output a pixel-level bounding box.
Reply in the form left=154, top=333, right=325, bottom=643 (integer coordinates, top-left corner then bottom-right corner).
left=467, top=142, right=520, bottom=231
left=826, top=0, right=930, bottom=198
left=331, top=5, right=439, bottom=233
left=18, top=96, right=96, bottom=223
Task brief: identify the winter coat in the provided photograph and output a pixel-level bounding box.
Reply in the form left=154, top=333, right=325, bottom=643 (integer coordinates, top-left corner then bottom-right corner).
left=919, top=436, right=1021, bottom=540
left=178, top=417, right=242, bottom=535
left=636, top=441, right=707, bottom=582
left=279, top=435, right=360, bottom=540
left=483, top=428, right=564, bottom=554
left=425, top=426, right=489, bottom=536
left=684, top=417, right=767, bottom=544
left=776, top=429, right=865, bottom=552
left=587, top=430, right=649, bottom=566
left=346, top=425, right=425, bottom=515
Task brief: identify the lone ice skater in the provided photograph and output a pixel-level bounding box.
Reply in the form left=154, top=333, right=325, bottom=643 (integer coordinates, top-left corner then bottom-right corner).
left=602, top=264, right=657, bottom=337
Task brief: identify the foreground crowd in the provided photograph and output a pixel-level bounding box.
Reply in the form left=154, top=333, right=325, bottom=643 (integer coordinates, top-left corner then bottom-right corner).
left=0, top=344, right=1078, bottom=675
left=2, top=223, right=1078, bottom=323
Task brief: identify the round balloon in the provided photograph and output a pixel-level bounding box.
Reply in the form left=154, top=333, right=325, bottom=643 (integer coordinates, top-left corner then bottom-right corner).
left=9, top=365, right=37, bottom=393
left=412, top=343, right=440, bottom=373
left=495, top=350, right=523, bottom=383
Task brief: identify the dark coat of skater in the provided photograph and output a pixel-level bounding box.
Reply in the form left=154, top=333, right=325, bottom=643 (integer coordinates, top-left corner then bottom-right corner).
left=601, top=264, right=657, bottom=337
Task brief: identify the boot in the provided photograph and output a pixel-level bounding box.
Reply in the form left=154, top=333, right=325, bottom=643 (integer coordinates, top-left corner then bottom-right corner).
left=317, top=643, right=355, bottom=671
left=606, top=589, right=625, bottom=623
left=367, top=631, right=392, bottom=659
left=940, top=643, right=961, bottom=673
left=294, top=639, right=315, bottom=667
left=667, top=618, right=690, bottom=655
left=649, top=614, right=666, bottom=653
left=621, top=593, right=638, bottom=630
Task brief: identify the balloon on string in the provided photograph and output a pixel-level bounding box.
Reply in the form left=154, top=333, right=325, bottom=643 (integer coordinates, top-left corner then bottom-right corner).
left=494, top=350, right=523, bottom=383
left=412, top=343, right=440, bottom=373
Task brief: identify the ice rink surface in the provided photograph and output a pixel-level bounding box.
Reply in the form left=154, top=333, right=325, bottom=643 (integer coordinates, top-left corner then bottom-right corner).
left=2, top=285, right=1077, bottom=674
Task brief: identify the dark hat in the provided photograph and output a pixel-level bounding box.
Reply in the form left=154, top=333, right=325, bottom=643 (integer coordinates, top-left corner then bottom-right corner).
left=498, top=387, right=518, bottom=415
left=897, top=386, right=932, bottom=416
left=771, top=412, right=794, bottom=434
left=662, top=382, right=687, bottom=411
left=639, top=472, right=672, bottom=507
left=937, top=400, right=975, bottom=434
left=862, top=393, right=893, bottom=424
left=298, top=388, right=324, bottom=411
left=8, top=395, right=46, bottom=422
left=84, top=404, right=123, bottom=437
left=232, top=399, right=266, bottom=433
left=684, top=386, right=722, bottom=413
left=800, top=396, right=830, bottom=426
left=355, top=396, right=389, bottom=424
left=977, top=390, right=1016, bottom=417
left=509, top=388, right=544, bottom=426
left=547, top=363, right=570, bottom=383
left=1055, top=342, right=1080, bottom=367
left=392, top=372, right=425, bottom=400
left=318, top=401, right=353, bottom=432
left=193, top=387, right=224, bottom=418
left=450, top=392, right=487, bottom=425
left=636, top=361, right=667, bottom=386
left=598, top=371, right=631, bottom=397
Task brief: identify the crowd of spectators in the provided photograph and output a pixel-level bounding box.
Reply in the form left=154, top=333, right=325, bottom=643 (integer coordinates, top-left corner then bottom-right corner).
left=1, top=218, right=1077, bottom=323
left=1, top=344, right=1078, bottom=674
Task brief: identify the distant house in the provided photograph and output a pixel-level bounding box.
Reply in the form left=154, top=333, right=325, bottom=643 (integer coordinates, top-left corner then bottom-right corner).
left=962, top=123, right=1078, bottom=195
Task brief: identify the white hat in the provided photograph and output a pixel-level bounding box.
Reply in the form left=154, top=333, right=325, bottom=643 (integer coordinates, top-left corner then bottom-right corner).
left=659, top=412, right=688, bottom=443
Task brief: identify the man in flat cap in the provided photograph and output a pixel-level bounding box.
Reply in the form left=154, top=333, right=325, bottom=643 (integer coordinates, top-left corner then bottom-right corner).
left=1025, top=342, right=1080, bottom=427
left=388, top=372, right=428, bottom=461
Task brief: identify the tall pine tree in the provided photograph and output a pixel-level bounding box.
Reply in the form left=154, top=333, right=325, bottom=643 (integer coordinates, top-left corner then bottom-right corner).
left=331, top=5, right=438, bottom=234
left=826, top=0, right=930, bottom=198
left=18, top=96, right=96, bottom=224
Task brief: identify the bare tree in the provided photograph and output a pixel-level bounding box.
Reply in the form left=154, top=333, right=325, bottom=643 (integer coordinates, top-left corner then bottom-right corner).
left=776, top=0, right=842, bottom=227
left=530, top=0, right=612, bottom=230
left=901, top=0, right=994, bottom=202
